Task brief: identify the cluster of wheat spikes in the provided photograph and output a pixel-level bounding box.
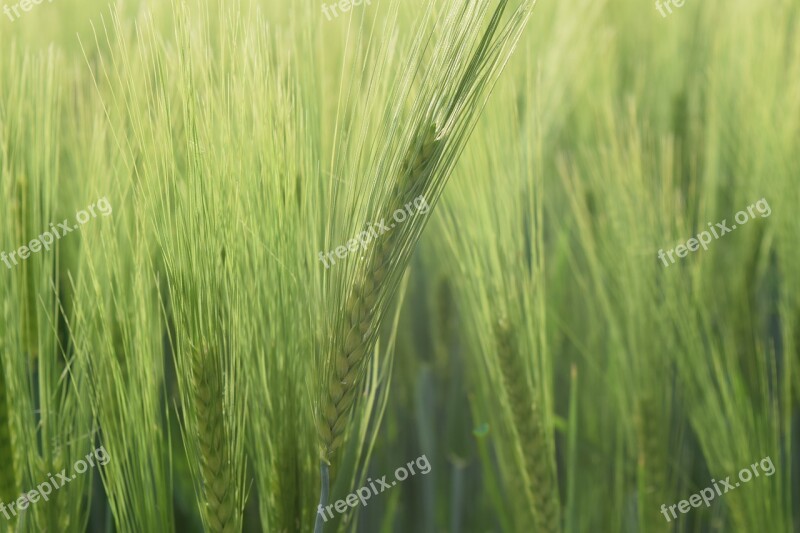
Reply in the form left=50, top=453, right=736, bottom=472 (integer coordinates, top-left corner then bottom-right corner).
left=2, top=0, right=800, bottom=531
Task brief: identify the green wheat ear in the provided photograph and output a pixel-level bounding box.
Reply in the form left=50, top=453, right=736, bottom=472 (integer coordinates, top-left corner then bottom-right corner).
left=318, top=125, right=441, bottom=461
left=192, top=344, right=238, bottom=533
left=494, top=318, right=561, bottom=533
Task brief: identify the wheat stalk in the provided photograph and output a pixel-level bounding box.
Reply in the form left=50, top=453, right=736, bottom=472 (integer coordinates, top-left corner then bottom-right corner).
left=315, top=0, right=537, bottom=466
left=312, top=3, right=536, bottom=529
left=318, top=125, right=440, bottom=460
left=190, top=343, right=238, bottom=533
left=494, top=318, right=561, bottom=533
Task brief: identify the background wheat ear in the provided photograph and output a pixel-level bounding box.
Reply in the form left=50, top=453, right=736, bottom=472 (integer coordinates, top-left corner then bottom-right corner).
left=167, top=270, right=248, bottom=533
left=494, top=317, right=561, bottom=533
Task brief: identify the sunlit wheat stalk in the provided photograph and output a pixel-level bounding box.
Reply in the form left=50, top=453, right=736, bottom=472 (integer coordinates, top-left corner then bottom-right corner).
left=318, top=125, right=441, bottom=460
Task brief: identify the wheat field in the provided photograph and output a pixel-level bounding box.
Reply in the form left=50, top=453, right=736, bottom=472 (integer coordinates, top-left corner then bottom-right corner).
left=0, top=0, right=798, bottom=532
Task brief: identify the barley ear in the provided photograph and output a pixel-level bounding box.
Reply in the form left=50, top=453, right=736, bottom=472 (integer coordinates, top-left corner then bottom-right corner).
left=494, top=318, right=561, bottom=533
left=192, top=344, right=238, bottom=533
left=318, top=126, right=441, bottom=461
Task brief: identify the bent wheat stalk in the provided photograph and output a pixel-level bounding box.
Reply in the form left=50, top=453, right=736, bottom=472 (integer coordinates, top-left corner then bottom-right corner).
left=318, top=125, right=440, bottom=460
left=313, top=125, right=440, bottom=533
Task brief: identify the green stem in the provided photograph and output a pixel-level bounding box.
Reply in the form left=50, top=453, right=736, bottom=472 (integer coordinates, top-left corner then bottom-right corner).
left=314, top=461, right=330, bottom=533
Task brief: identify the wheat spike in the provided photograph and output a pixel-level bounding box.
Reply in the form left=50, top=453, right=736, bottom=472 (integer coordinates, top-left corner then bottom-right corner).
left=192, top=344, right=237, bottom=533
left=318, top=125, right=440, bottom=460
left=494, top=318, right=561, bottom=533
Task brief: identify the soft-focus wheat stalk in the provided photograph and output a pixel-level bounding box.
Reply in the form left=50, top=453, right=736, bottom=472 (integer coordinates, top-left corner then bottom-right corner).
left=495, top=318, right=561, bottom=532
